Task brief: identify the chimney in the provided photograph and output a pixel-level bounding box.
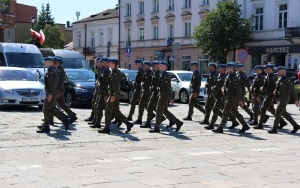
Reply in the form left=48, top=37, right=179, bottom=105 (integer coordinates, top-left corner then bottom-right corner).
left=66, top=21, right=70, bottom=27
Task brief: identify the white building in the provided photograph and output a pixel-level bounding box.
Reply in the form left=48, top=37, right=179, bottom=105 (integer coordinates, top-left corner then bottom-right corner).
left=72, top=8, right=119, bottom=66
left=119, top=0, right=300, bottom=74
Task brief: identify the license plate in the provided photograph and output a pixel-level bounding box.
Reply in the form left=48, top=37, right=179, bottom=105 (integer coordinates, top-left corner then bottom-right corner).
left=22, top=98, right=38, bottom=102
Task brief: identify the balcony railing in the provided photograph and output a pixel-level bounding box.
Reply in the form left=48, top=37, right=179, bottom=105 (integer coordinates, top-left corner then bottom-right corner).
left=285, top=27, right=300, bottom=38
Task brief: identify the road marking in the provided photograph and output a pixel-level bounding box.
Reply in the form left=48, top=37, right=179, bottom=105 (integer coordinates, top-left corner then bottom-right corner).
left=95, top=159, right=112, bottom=163
left=187, top=151, right=224, bottom=156
left=18, top=165, right=43, bottom=170
left=251, top=148, right=281, bottom=152
left=129, top=156, right=151, bottom=161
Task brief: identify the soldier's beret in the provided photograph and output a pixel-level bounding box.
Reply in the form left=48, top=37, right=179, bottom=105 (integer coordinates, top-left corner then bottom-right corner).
left=277, top=66, right=286, bottom=70
left=218, top=64, right=227, bottom=68
left=208, top=62, right=217, bottom=68
left=265, top=63, right=274, bottom=69
left=236, top=63, right=244, bottom=67
left=54, top=56, right=63, bottom=63
left=159, top=61, right=169, bottom=67
left=134, top=59, right=143, bottom=63
left=44, top=56, right=54, bottom=61
left=152, top=61, right=159, bottom=65
left=226, top=62, right=236, bottom=67
left=108, top=58, right=119, bottom=65
left=143, top=61, right=152, bottom=66
left=190, top=61, right=199, bottom=66
left=255, top=65, right=264, bottom=70
left=101, top=57, right=108, bottom=62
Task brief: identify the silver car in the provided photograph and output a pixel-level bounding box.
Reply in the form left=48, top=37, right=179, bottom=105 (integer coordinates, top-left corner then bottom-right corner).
left=168, top=70, right=207, bottom=104
left=0, top=67, right=46, bottom=108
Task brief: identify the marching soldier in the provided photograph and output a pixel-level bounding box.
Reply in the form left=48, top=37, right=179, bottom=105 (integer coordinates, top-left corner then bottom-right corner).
left=253, top=63, right=287, bottom=129
left=133, top=61, right=153, bottom=124
left=249, top=65, right=265, bottom=125
left=98, top=58, right=133, bottom=134
left=268, top=66, right=300, bottom=134
left=212, top=62, right=250, bottom=133
left=37, top=57, right=69, bottom=133
left=149, top=61, right=183, bottom=133
left=127, top=59, right=144, bottom=121
left=183, top=61, right=205, bottom=121
left=90, top=58, right=111, bottom=129
left=200, top=63, right=218, bottom=124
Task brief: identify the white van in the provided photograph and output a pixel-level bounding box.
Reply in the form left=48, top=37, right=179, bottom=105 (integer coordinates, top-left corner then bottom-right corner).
left=0, top=43, right=45, bottom=79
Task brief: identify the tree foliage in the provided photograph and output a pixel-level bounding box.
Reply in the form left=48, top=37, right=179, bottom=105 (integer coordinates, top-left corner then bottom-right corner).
left=35, top=3, right=55, bottom=31
left=42, top=25, right=65, bottom=48
left=193, top=0, right=254, bottom=63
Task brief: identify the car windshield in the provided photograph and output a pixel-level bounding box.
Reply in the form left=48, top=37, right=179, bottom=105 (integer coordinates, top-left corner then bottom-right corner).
left=0, top=70, right=37, bottom=81
left=66, top=71, right=95, bottom=82
left=62, top=58, right=91, bottom=70
left=125, top=72, right=137, bottom=81
left=177, top=73, right=192, bottom=81
left=5, top=53, right=44, bottom=68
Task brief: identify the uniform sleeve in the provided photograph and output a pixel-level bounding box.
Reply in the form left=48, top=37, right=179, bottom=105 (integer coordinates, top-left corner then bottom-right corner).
left=47, top=69, right=58, bottom=95
left=193, top=73, right=201, bottom=93
left=233, top=76, right=243, bottom=100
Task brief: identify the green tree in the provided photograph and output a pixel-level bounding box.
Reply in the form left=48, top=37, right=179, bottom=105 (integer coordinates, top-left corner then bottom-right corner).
left=35, top=3, right=54, bottom=31
left=42, top=25, right=65, bottom=48
left=193, top=0, right=253, bottom=63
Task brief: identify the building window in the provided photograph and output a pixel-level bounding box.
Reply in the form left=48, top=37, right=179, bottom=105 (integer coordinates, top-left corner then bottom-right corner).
left=255, top=7, right=263, bottom=31
left=278, top=4, right=287, bottom=29
left=168, top=24, right=174, bottom=38
left=139, top=27, right=145, bottom=40
left=182, top=56, right=191, bottom=71
left=99, top=30, right=103, bottom=46
left=90, top=31, right=95, bottom=47
left=108, top=28, right=113, bottom=43
left=184, top=22, right=191, bottom=37
left=78, top=33, right=81, bottom=48
left=153, top=0, right=159, bottom=13
left=201, top=0, right=209, bottom=5
left=126, top=3, right=132, bottom=16
left=184, top=0, right=191, bottom=8
left=153, top=26, right=159, bottom=39
left=139, top=1, right=144, bottom=14
left=168, top=0, right=174, bottom=10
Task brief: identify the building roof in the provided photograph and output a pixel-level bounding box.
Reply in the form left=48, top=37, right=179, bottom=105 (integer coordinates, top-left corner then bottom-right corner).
left=73, top=8, right=118, bottom=24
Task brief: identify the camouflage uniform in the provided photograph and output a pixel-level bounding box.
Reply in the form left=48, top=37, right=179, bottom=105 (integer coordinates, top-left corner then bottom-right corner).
left=145, top=70, right=160, bottom=124
left=85, top=67, right=100, bottom=121
left=127, top=68, right=144, bottom=120
left=250, top=73, right=265, bottom=123
left=236, top=70, right=253, bottom=118
left=270, top=74, right=300, bottom=133
left=185, top=70, right=205, bottom=119
left=213, top=71, right=250, bottom=133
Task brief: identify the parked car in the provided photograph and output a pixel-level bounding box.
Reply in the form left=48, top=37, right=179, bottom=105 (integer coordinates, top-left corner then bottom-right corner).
left=120, top=69, right=136, bottom=102
left=168, top=70, right=207, bottom=104
left=0, top=67, right=45, bottom=108
left=64, top=69, right=95, bottom=107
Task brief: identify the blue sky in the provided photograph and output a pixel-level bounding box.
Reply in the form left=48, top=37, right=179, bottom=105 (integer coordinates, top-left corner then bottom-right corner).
left=17, top=0, right=118, bottom=25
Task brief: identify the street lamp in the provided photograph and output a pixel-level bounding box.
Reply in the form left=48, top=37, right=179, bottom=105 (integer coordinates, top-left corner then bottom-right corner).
left=31, top=16, right=35, bottom=28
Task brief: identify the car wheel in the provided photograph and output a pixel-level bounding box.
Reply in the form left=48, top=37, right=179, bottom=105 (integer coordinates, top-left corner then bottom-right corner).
left=128, top=90, right=134, bottom=102
left=38, top=105, right=43, bottom=110
left=179, top=89, right=189, bottom=104
left=65, top=92, right=74, bottom=107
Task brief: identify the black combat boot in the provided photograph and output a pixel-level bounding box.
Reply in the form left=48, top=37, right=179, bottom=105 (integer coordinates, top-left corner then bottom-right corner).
left=264, top=115, right=270, bottom=123
left=69, top=116, right=78, bottom=124
left=199, top=119, right=209, bottom=125
left=162, top=116, right=166, bottom=122
left=98, top=127, right=110, bottom=134
left=63, top=118, right=70, bottom=131
left=291, top=125, right=300, bottom=134
left=88, top=119, right=96, bottom=125
left=228, top=121, right=239, bottom=129
left=84, top=113, right=93, bottom=122
left=149, top=127, right=160, bottom=133
left=204, top=124, right=214, bottom=130
left=126, top=116, right=133, bottom=121
left=212, top=127, right=223, bottom=133
left=90, top=123, right=101, bottom=129
left=183, top=116, right=192, bottom=121
left=176, top=121, right=183, bottom=132
left=278, top=119, right=288, bottom=129
left=239, top=125, right=250, bottom=133
left=249, top=114, right=253, bottom=122
left=125, top=122, right=134, bottom=133
left=117, top=120, right=122, bottom=128
left=133, top=119, right=143, bottom=125
left=167, top=121, right=175, bottom=128
left=253, top=123, right=264, bottom=129
left=140, top=122, right=151, bottom=128
left=37, top=123, right=45, bottom=129
left=268, top=128, right=278, bottom=134
left=249, top=121, right=258, bottom=126
left=36, top=126, right=50, bottom=133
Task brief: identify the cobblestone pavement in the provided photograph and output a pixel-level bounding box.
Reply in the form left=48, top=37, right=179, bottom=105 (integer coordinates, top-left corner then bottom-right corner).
left=0, top=102, right=300, bottom=188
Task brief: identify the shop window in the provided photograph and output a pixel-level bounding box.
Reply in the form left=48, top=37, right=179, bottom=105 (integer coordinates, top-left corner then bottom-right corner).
left=199, top=55, right=209, bottom=74
left=182, top=56, right=191, bottom=71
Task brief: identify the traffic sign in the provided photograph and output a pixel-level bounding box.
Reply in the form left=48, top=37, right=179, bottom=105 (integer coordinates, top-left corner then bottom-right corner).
left=126, top=48, right=131, bottom=54
left=126, top=53, right=131, bottom=58
left=169, top=55, right=174, bottom=62
left=237, top=49, right=248, bottom=63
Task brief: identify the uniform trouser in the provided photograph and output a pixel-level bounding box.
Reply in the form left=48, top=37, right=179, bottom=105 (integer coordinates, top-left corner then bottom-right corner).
left=146, top=93, right=158, bottom=123
left=240, top=102, right=253, bottom=116
left=57, top=94, right=76, bottom=117
left=128, top=89, right=141, bottom=118
left=252, top=97, right=260, bottom=121
left=203, top=95, right=215, bottom=121
left=137, top=92, right=151, bottom=120
left=43, top=94, right=67, bottom=128
left=210, top=97, right=236, bottom=125
left=155, top=96, right=179, bottom=128
left=95, top=94, right=106, bottom=124
left=273, top=98, right=298, bottom=129
left=259, top=96, right=276, bottom=124
left=187, top=94, right=205, bottom=117
left=219, top=99, right=248, bottom=129
left=104, top=98, right=129, bottom=128
left=90, top=91, right=98, bottom=118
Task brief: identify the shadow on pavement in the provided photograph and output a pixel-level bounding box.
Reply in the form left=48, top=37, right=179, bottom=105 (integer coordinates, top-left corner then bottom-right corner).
left=159, top=126, right=192, bottom=140
left=109, top=125, right=140, bottom=141
left=47, top=128, right=72, bottom=141
left=225, top=129, right=267, bottom=140
left=0, top=106, right=41, bottom=113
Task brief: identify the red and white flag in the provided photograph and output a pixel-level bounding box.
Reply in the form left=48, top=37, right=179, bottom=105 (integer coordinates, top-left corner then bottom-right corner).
left=30, top=29, right=45, bottom=45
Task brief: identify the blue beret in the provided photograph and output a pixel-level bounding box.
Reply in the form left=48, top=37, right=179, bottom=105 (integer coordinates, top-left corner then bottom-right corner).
left=265, top=63, right=274, bottom=69
left=143, top=61, right=152, bottom=66
left=226, top=62, right=236, bottom=67
left=109, top=58, right=119, bottom=65
left=44, top=56, right=54, bottom=61
left=95, top=57, right=101, bottom=61
left=277, top=66, right=286, bottom=70
left=152, top=61, right=159, bottom=65
left=134, top=59, right=143, bottom=63
left=208, top=62, right=217, bottom=67
left=236, top=63, right=244, bottom=67
left=53, top=56, right=63, bottom=63
left=255, top=65, right=264, bottom=70
left=190, top=61, right=199, bottom=66
left=218, top=64, right=227, bottom=68
left=159, top=61, right=168, bottom=67
left=101, top=57, right=108, bottom=62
